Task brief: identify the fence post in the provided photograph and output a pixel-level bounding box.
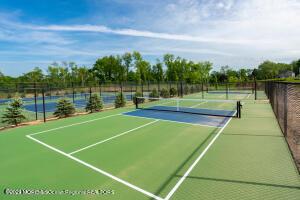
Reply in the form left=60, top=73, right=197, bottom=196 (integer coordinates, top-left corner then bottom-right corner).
left=42, top=88, right=46, bottom=123
left=157, top=81, right=160, bottom=95
left=201, top=82, right=204, bottom=99
left=130, top=84, right=133, bottom=100
left=89, top=87, right=92, bottom=99
left=254, top=80, right=257, bottom=100
left=34, top=82, right=38, bottom=120
left=283, top=83, right=288, bottom=136
left=180, top=81, right=183, bottom=97
left=141, top=82, right=144, bottom=97
left=72, top=82, right=75, bottom=103
left=226, top=82, right=229, bottom=100
left=99, top=81, right=102, bottom=97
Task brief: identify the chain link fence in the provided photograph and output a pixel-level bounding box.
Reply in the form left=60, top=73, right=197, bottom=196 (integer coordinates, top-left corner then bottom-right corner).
left=264, top=81, right=300, bottom=172
left=0, top=81, right=261, bottom=129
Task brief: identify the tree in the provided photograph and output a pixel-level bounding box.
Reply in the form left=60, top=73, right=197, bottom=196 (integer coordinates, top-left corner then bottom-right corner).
left=164, top=54, right=177, bottom=81
left=53, top=98, right=75, bottom=118
left=122, top=52, right=132, bottom=80
left=86, top=94, right=103, bottom=113
left=256, top=61, right=292, bottom=79
left=151, top=59, right=164, bottom=83
left=291, top=59, right=300, bottom=76
left=20, top=67, right=44, bottom=82
left=77, top=66, right=89, bottom=86
left=2, top=98, right=26, bottom=126
left=197, top=61, right=212, bottom=83
left=47, top=66, right=59, bottom=82
left=133, top=51, right=151, bottom=84
left=114, top=93, right=126, bottom=108
left=92, top=55, right=123, bottom=83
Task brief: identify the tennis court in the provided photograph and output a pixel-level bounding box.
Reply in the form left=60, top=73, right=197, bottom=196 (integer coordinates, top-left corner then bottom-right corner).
left=0, top=94, right=299, bottom=199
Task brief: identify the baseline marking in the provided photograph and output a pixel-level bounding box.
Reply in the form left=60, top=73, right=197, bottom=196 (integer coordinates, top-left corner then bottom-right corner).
left=164, top=113, right=234, bottom=200
left=69, top=120, right=159, bottom=155
left=26, top=135, right=163, bottom=200
left=29, top=113, right=121, bottom=136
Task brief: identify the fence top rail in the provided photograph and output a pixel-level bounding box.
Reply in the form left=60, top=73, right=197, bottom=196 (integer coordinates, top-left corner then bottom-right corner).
left=265, top=81, right=300, bottom=85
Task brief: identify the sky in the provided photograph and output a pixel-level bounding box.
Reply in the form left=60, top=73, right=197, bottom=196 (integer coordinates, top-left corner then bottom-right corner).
left=0, top=0, right=300, bottom=76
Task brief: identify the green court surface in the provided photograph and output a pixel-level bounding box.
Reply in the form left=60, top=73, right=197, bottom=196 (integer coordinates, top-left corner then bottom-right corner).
left=0, top=96, right=299, bottom=199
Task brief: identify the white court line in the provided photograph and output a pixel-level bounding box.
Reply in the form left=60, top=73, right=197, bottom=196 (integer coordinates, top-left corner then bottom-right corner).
left=189, top=101, right=207, bottom=108
left=26, top=135, right=163, bottom=200
left=69, top=120, right=159, bottom=155
left=122, top=113, right=222, bottom=128
left=29, top=113, right=121, bottom=136
left=164, top=112, right=234, bottom=200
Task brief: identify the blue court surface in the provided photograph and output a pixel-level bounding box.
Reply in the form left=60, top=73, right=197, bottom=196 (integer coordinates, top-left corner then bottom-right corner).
left=22, top=94, right=133, bottom=113
left=123, top=109, right=230, bottom=127
left=147, top=105, right=236, bottom=117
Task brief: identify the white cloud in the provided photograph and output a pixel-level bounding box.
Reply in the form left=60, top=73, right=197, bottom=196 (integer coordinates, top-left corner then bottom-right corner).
left=29, top=24, right=271, bottom=45
left=1, top=0, right=300, bottom=76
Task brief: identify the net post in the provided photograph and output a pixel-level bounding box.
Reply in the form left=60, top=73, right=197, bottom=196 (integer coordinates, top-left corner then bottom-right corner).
left=134, top=97, right=138, bottom=109
left=237, top=101, right=241, bottom=118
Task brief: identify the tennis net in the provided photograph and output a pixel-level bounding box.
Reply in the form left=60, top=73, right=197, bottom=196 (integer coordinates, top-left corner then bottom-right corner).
left=135, top=97, right=241, bottom=118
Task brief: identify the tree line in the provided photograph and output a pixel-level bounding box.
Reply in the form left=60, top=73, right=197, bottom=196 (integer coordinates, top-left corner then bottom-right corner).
left=0, top=51, right=299, bottom=87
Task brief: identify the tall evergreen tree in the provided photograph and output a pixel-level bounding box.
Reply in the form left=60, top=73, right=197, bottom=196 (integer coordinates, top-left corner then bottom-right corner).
left=2, top=98, right=26, bottom=126
left=53, top=98, right=75, bottom=118
left=114, top=93, right=126, bottom=108
left=86, top=94, right=103, bottom=113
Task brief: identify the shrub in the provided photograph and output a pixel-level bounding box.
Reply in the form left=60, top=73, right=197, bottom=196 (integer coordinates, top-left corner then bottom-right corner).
left=149, top=88, right=159, bottom=99
left=7, top=93, right=12, bottom=99
left=184, top=85, right=190, bottom=95
left=86, top=94, right=103, bottom=113
left=160, top=88, right=170, bottom=98
left=133, top=92, right=144, bottom=104
left=169, top=87, right=177, bottom=97
left=53, top=98, right=75, bottom=118
left=115, top=93, right=126, bottom=108
left=2, top=98, right=26, bottom=126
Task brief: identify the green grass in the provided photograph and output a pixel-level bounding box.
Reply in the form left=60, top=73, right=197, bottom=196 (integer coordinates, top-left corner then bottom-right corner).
left=0, top=93, right=299, bottom=200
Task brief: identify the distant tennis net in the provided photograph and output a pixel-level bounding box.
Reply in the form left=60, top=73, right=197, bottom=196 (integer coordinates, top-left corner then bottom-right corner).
left=135, top=97, right=241, bottom=118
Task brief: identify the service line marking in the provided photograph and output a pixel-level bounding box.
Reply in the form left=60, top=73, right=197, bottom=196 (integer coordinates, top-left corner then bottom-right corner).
left=69, top=120, right=159, bottom=155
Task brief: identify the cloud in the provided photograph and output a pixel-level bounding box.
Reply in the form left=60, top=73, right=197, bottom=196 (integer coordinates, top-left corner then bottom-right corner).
left=1, top=0, right=300, bottom=76
left=29, top=24, right=270, bottom=45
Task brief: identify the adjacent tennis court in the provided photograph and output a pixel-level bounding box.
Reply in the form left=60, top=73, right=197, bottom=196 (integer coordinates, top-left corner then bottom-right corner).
left=0, top=93, right=299, bottom=200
